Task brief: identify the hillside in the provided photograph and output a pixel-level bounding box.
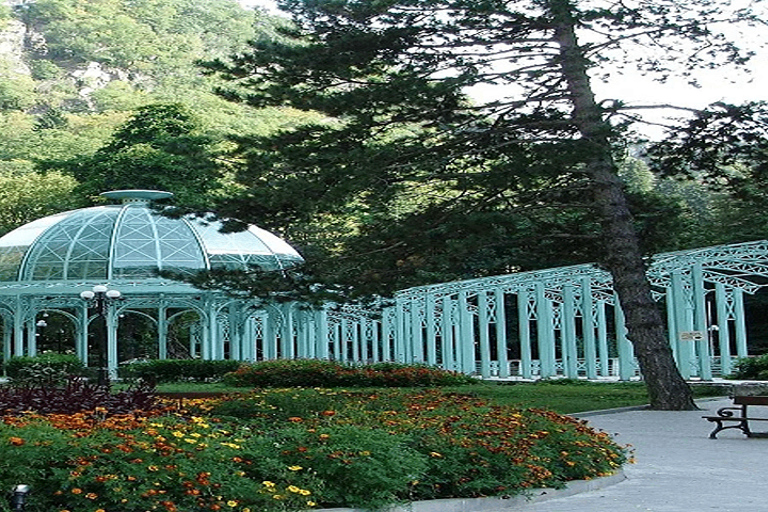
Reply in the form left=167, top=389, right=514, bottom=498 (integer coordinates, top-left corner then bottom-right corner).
left=0, top=0, right=301, bottom=233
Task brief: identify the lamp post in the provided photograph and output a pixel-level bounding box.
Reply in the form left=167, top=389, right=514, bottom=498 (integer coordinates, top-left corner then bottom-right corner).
left=80, top=285, right=122, bottom=387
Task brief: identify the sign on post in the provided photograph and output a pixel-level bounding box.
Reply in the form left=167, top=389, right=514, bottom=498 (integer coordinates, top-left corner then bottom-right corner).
left=678, top=331, right=705, bottom=341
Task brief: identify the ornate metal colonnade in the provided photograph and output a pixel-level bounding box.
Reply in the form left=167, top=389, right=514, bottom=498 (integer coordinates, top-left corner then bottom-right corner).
left=290, top=240, right=768, bottom=380
left=3, top=232, right=768, bottom=380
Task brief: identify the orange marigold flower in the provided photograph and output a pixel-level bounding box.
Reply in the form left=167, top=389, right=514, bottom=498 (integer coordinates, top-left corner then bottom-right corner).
left=8, top=437, right=24, bottom=446
left=71, top=488, right=83, bottom=495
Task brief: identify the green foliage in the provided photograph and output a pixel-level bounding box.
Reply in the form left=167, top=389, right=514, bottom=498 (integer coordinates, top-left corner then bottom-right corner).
left=0, top=75, right=37, bottom=111
left=729, top=354, right=768, bottom=380
left=0, top=169, right=79, bottom=237
left=3, top=353, right=86, bottom=385
left=28, top=59, right=63, bottom=81
left=121, top=358, right=242, bottom=383
left=26, top=0, right=256, bottom=70
left=221, top=359, right=478, bottom=388
left=649, top=102, right=768, bottom=246
left=49, top=103, right=226, bottom=208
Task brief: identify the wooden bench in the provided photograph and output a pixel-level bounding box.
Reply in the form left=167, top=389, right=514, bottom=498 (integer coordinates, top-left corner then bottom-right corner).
left=703, top=395, right=768, bottom=439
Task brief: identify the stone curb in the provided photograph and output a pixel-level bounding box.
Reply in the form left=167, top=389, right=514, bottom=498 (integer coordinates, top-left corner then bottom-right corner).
left=315, top=470, right=626, bottom=512
left=575, top=395, right=729, bottom=417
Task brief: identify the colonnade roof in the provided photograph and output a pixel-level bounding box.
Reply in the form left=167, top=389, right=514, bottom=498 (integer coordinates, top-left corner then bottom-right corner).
left=393, top=240, right=768, bottom=303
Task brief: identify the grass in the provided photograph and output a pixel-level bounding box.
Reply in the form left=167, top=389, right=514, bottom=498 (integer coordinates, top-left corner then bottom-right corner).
left=145, top=379, right=730, bottom=414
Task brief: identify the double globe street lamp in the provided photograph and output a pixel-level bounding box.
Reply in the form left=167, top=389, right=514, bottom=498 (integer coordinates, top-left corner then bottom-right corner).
left=80, top=285, right=122, bottom=387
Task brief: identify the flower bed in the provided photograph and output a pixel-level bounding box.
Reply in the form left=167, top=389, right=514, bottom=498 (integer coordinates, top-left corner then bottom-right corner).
left=0, top=387, right=627, bottom=512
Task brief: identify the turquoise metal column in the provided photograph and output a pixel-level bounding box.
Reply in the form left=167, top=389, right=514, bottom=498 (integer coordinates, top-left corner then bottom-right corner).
left=671, top=272, right=693, bottom=379
left=494, top=288, right=510, bottom=378
left=373, top=317, right=381, bottom=362
left=381, top=309, right=392, bottom=362
left=411, top=301, right=423, bottom=362
left=516, top=290, right=533, bottom=379
left=281, top=305, right=295, bottom=359
left=665, top=287, right=679, bottom=363
left=228, top=305, right=241, bottom=360
left=614, top=299, right=634, bottom=381
left=332, top=322, right=341, bottom=361
left=106, top=305, right=119, bottom=377
left=158, top=304, right=168, bottom=360
left=295, top=309, right=308, bottom=359
left=425, top=294, right=437, bottom=366
left=733, top=288, right=748, bottom=358
left=242, top=316, right=255, bottom=361
left=339, top=318, right=349, bottom=362
left=535, top=283, right=555, bottom=378
left=351, top=319, right=360, bottom=363
left=262, top=311, right=275, bottom=359
left=316, top=309, right=329, bottom=359
left=359, top=318, right=368, bottom=363
left=395, top=299, right=406, bottom=362
left=477, top=291, right=492, bottom=378
left=77, top=306, right=89, bottom=363
left=13, top=302, right=24, bottom=357
left=581, top=279, right=597, bottom=379
left=597, top=301, right=609, bottom=377
left=440, top=296, right=455, bottom=371
left=2, top=318, right=11, bottom=364
left=562, top=284, right=578, bottom=378
left=692, top=264, right=712, bottom=380
left=457, top=291, right=475, bottom=374
left=27, top=319, right=37, bottom=357
left=715, top=284, right=733, bottom=375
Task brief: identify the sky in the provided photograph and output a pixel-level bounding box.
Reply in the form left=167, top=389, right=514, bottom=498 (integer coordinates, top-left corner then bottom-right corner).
left=239, top=0, right=766, bottom=138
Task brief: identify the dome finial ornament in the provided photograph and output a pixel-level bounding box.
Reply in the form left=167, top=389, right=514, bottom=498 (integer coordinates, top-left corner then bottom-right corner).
left=100, top=190, right=174, bottom=204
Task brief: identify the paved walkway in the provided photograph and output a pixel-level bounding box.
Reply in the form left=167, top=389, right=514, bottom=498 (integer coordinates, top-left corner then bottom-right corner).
left=520, top=397, right=768, bottom=512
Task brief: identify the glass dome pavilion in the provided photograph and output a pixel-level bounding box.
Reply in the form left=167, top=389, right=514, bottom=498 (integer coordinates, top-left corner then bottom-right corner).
left=0, top=190, right=305, bottom=374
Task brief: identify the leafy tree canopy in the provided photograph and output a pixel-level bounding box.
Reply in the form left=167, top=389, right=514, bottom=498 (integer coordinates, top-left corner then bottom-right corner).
left=43, top=103, right=226, bottom=209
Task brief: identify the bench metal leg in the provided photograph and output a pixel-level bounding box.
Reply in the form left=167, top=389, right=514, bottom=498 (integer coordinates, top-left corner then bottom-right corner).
left=707, top=418, right=751, bottom=439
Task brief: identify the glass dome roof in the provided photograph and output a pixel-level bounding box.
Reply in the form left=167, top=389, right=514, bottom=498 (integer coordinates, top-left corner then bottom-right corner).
left=0, top=190, right=304, bottom=283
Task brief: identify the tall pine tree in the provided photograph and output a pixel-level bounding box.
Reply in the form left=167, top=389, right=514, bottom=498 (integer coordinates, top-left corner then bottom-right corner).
left=204, top=0, right=762, bottom=409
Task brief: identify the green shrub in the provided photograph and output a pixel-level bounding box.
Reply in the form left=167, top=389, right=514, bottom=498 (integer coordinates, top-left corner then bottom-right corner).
left=221, top=360, right=478, bottom=388
left=121, top=358, right=242, bottom=383
left=729, top=354, right=768, bottom=380
left=4, top=353, right=86, bottom=385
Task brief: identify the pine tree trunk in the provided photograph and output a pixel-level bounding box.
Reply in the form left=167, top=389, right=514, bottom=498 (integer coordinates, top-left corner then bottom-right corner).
left=550, top=0, right=696, bottom=410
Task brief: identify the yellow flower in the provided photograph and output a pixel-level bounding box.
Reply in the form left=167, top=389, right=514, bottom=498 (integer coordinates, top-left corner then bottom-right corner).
left=172, top=431, right=185, bottom=438
left=262, top=481, right=276, bottom=487
left=287, top=485, right=300, bottom=493
left=288, top=465, right=303, bottom=471
left=299, top=489, right=311, bottom=496
left=227, top=500, right=238, bottom=507
left=307, top=501, right=317, bottom=507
